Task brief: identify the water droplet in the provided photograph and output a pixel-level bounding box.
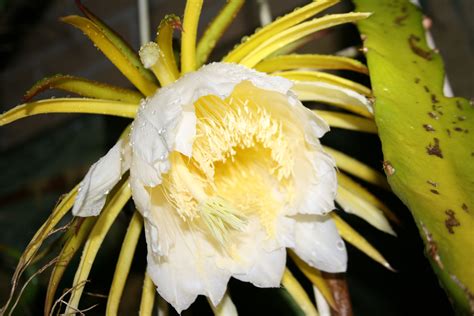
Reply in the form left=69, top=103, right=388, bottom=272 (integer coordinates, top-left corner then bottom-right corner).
left=336, top=240, right=345, bottom=250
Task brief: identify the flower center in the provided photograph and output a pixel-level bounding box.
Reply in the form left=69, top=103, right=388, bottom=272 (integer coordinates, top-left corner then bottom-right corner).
left=160, top=81, right=302, bottom=244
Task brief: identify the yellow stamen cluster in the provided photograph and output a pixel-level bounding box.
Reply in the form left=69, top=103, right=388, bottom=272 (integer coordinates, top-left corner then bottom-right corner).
left=159, top=81, right=300, bottom=243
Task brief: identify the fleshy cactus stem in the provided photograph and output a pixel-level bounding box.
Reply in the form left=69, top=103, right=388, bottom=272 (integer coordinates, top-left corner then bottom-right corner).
left=353, top=0, right=474, bottom=314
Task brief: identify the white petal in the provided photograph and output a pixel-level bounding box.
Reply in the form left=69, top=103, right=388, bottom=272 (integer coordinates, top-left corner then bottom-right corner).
left=130, top=62, right=295, bottom=186
left=292, top=150, right=337, bottom=215
left=145, top=219, right=230, bottom=313
left=233, top=246, right=286, bottom=288
left=72, top=137, right=130, bottom=217
left=291, top=214, right=347, bottom=273
left=290, top=94, right=330, bottom=143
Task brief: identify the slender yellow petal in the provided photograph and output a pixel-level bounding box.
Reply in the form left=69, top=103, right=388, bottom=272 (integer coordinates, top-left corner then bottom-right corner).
left=23, top=74, right=143, bottom=103
left=323, top=146, right=390, bottom=190
left=337, top=172, right=400, bottom=224
left=337, top=182, right=396, bottom=235
left=314, top=110, right=377, bottom=133
left=181, top=0, right=203, bottom=73
left=75, top=1, right=157, bottom=84
left=139, top=274, right=156, bottom=316
left=44, top=217, right=96, bottom=316
left=289, top=251, right=337, bottom=310
left=209, top=291, right=238, bottom=316
left=0, top=98, right=138, bottom=126
left=196, top=0, right=244, bottom=67
left=61, top=16, right=158, bottom=96
left=293, top=80, right=373, bottom=118
left=279, top=70, right=372, bottom=96
left=332, top=213, right=393, bottom=270
left=107, top=211, right=144, bottom=315
left=282, top=268, right=319, bottom=316
left=155, top=15, right=181, bottom=83
left=224, top=0, right=339, bottom=63
left=65, top=179, right=132, bottom=314
left=255, top=54, right=369, bottom=74
left=239, top=13, right=371, bottom=67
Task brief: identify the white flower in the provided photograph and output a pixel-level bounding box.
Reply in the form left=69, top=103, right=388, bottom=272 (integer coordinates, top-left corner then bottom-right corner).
left=72, top=62, right=346, bottom=313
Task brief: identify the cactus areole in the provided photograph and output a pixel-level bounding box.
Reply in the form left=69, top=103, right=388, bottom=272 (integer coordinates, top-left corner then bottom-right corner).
left=354, top=0, right=474, bottom=314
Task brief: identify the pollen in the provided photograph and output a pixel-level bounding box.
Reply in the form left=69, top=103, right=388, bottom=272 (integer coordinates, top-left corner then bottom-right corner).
left=160, top=81, right=301, bottom=244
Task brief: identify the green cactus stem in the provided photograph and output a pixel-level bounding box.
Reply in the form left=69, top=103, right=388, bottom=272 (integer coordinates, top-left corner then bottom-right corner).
left=353, top=0, right=474, bottom=314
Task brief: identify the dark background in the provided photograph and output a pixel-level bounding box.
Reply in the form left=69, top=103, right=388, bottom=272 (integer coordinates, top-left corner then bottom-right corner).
left=0, top=0, right=472, bottom=315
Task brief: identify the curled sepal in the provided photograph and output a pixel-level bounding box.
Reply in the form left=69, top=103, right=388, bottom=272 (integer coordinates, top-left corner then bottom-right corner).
left=331, top=213, right=393, bottom=271
left=181, top=0, right=204, bottom=73
left=61, top=15, right=158, bottom=96
left=23, top=74, right=142, bottom=103
left=75, top=0, right=157, bottom=85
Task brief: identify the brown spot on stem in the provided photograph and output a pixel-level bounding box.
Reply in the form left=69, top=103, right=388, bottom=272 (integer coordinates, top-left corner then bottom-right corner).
left=423, top=124, right=435, bottom=131
left=382, top=160, right=395, bottom=176
left=454, top=127, right=464, bottom=132
left=421, top=223, right=443, bottom=269
left=462, top=203, right=469, bottom=213
left=414, top=77, right=420, bottom=84
left=428, top=112, right=439, bottom=120
left=444, top=209, right=460, bottom=234
left=424, top=85, right=430, bottom=93
left=456, top=101, right=463, bottom=110
left=394, top=13, right=409, bottom=26
left=426, top=138, right=443, bottom=158
left=446, top=129, right=451, bottom=137
left=458, top=116, right=466, bottom=121
left=431, top=94, right=439, bottom=104
left=430, top=189, right=439, bottom=195
left=426, top=180, right=437, bottom=187
left=409, top=34, right=433, bottom=60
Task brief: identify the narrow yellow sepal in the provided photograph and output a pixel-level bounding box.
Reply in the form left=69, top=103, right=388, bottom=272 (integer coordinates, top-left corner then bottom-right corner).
left=107, top=211, right=144, bottom=315
left=139, top=274, right=156, bottom=316
left=314, top=110, right=377, bottom=133
left=181, top=0, right=204, bottom=74
left=61, top=15, right=158, bottom=96
left=44, top=217, right=96, bottom=316
left=282, top=268, right=319, bottom=316
left=332, top=213, right=394, bottom=271
left=224, top=0, right=339, bottom=63
left=277, top=70, right=372, bottom=97
left=323, top=146, right=390, bottom=190
left=0, top=98, right=138, bottom=126
left=197, top=0, right=244, bottom=67
left=24, top=74, right=143, bottom=103
left=65, top=179, right=132, bottom=314
left=289, top=251, right=337, bottom=310
left=255, top=54, right=369, bottom=74
left=239, top=12, right=371, bottom=68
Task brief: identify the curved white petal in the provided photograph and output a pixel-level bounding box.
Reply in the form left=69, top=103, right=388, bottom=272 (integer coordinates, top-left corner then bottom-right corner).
left=291, top=214, right=347, bottom=273
left=130, top=62, right=294, bottom=187
left=292, top=150, right=337, bottom=215
left=233, top=246, right=286, bottom=288
left=72, top=137, right=131, bottom=217
left=145, top=216, right=230, bottom=313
